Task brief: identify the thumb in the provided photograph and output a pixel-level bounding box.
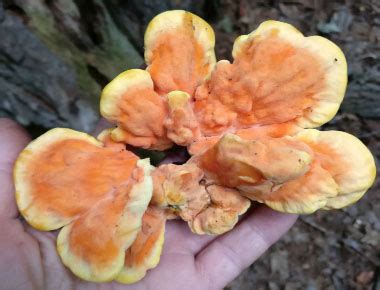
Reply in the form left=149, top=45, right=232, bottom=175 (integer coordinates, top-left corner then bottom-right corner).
left=0, top=118, right=30, bottom=219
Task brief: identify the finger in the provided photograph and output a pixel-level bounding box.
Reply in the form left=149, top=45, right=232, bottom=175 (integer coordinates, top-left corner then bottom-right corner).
left=0, top=118, right=30, bottom=219
left=91, top=118, right=113, bottom=136
left=141, top=220, right=216, bottom=290
left=164, top=219, right=216, bottom=255
left=195, top=206, right=298, bottom=289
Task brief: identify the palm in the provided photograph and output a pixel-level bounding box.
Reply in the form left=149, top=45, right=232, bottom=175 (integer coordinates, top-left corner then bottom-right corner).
left=0, top=119, right=297, bottom=290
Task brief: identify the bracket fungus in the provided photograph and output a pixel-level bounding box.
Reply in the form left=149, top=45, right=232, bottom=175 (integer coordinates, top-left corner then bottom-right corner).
left=14, top=128, right=156, bottom=282
left=152, top=163, right=250, bottom=235
left=13, top=10, right=376, bottom=284
left=100, top=9, right=375, bottom=213
left=190, top=131, right=375, bottom=214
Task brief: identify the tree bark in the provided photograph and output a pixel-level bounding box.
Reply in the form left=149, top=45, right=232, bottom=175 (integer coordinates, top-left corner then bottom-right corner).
left=0, top=0, right=378, bottom=135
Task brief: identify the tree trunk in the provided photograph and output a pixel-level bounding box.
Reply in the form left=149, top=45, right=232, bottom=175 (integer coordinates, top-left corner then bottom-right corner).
left=0, top=0, right=205, bottom=133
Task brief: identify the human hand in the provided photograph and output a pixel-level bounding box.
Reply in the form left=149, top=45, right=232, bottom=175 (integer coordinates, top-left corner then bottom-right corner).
left=0, top=118, right=297, bottom=290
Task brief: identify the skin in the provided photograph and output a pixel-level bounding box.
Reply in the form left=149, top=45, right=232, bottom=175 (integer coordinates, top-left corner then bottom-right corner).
left=0, top=118, right=297, bottom=290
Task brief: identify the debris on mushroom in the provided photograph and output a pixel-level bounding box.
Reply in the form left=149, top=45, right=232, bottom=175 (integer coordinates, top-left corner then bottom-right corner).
left=190, top=185, right=251, bottom=235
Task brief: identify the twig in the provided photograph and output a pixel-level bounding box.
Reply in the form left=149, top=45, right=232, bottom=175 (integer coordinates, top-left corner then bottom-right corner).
left=299, top=217, right=380, bottom=267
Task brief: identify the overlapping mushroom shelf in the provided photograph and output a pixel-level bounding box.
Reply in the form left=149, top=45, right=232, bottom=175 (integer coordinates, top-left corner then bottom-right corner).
left=14, top=10, right=376, bottom=284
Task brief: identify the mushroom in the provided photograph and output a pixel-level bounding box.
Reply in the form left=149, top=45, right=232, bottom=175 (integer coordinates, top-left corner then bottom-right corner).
left=116, top=207, right=166, bottom=284
left=13, top=9, right=376, bottom=284
left=152, top=163, right=250, bottom=235
left=99, top=9, right=375, bottom=216
left=100, top=11, right=348, bottom=156
left=190, top=132, right=376, bottom=214
left=14, top=128, right=153, bottom=282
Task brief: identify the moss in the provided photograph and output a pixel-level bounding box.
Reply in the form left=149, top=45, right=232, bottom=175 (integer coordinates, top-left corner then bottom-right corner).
left=19, top=0, right=143, bottom=109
